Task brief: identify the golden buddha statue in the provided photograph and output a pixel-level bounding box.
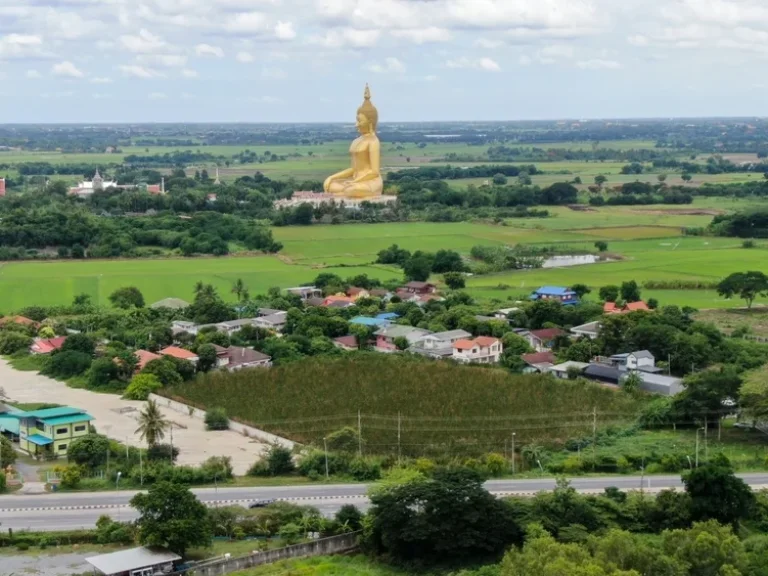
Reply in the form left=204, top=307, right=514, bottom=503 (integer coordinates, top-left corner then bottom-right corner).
left=323, top=84, right=383, bottom=198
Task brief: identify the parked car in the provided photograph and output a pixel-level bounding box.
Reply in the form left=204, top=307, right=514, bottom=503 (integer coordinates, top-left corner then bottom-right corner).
left=249, top=499, right=276, bottom=509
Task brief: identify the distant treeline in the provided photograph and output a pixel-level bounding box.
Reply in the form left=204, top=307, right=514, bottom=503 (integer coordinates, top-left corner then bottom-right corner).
left=590, top=192, right=694, bottom=206
left=386, top=164, right=540, bottom=182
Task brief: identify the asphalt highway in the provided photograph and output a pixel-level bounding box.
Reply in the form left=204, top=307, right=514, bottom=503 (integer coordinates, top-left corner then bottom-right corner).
left=2, top=473, right=768, bottom=532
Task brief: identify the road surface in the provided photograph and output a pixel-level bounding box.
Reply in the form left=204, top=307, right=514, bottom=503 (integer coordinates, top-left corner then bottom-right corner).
left=2, top=473, right=768, bottom=531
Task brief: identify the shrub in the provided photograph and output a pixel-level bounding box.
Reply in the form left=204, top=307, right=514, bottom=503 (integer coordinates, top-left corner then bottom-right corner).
left=278, top=522, right=302, bottom=545
left=204, top=407, right=229, bottom=431
left=484, top=453, right=508, bottom=477
left=88, top=358, right=120, bottom=389
left=335, top=504, right=363, bottom=531
left=200, top=456, right=234, bottom=480
left=298, top=450, right=351, bottom=477
left=414, top=458, right=436, bottom=475
left=141, top=358, right=183, bottom=387
left=247, top=460, right=270, bottom=477
left=1, top=436, right=17, bottom=468
left=16, top=542, right=29, bottom=551
left=325, top=427, right=360, bottom=453
left=67, top=434, right=109, bottom=469
left=266, top=445, right=295, bottom=476
left=44, top=350, right=92, bottom=379
left=123, top=374, right=163, bottom=401
left=57, top=465, right=82, bottom=489
left=146, top=443, right=179, bottom=463
left=562, top=456, right=583, bottom=474
left=0, top=332, right=32, bottom=355
left=61, top=333, right=95, bottom=355
left=0, top=471, right=6, bottom=493
left=349, top=457, right=382, bottom=481
left=743, top=240, right=756, bottom=249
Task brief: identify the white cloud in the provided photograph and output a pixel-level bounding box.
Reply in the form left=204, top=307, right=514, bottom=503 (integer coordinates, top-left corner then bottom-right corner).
left=149, top=92, right=167, bottom=100
left=236, top=51, right=254, bottom=63
left=519, top=55, right=532, bottom=66
left=577, top=58, right=621, bottom=69
left=181, top=68, right=199, bottom=78
left=118, top=65, right=163, bottom=78
left=195, top=43, right=224, bottom=58
left=0, top=34, right=43, bottom=58
left=446, top=56, right=500, bottom=71
left=313, top=28, right=381, bottom=48
left=42, top=10, right=104, bottom=40
left=628, top=34, right=649, bottom=47
left=535, top=44, right=575, bottom=64
left=365, top=56, right=406, bottom=74
left=25, top=69, right=41, bottom=79
left=225, top=11, right=269, bottom=33
left=90, top=77, right=113, bottom=84
left=391, top=27, right=452, bottom=44
left=274, top=21, right=296, bottom=40
left=120, top=29, right=168, bottom=54
left=52, top=60, right=84, bottom=78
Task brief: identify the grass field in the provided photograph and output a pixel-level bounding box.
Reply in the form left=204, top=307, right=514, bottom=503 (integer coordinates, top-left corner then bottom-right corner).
left=165, top=354, right=642, bottom=458
left=230, top=555, right=415, bottom=576
left=0, top=200, right=767, bottom=311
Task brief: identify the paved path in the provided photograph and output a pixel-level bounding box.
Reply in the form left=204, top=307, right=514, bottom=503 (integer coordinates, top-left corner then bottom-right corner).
left=0, top=359, right=266, bottom=474
left=3, top=474, right=768, bottom=532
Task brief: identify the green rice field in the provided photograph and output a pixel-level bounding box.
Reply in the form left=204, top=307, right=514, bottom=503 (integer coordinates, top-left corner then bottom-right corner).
left=0, top=198, right=766, bottom=313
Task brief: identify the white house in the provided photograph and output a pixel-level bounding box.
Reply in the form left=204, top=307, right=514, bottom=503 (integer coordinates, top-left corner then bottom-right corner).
left=610, top=350, right=657, bottom=371
left=570, top=321, right=601, bottom=340
left=254, top=312, right=288, bottom=332
left=451, top=337, right=503, bottom=364
left=410, top=329, right=472, bottom=358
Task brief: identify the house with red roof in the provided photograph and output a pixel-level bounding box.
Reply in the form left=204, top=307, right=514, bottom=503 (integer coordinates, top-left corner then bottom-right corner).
left=159, top=346, right=199, bottom=365
left=526, top=328, right=567, bottom=352
left=333, top=335, right=360, bottom=351
left=451, top=336, right=503, bottom=364
left=134, top=350, right=161, bottom=371
left=521, top=351, right=557, bottom=373
left=30, top=336, right=67, bottom=355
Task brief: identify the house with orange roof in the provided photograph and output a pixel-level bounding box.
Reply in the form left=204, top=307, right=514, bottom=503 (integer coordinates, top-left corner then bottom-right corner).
left=604, top=301, right=651, bottom=314
left=451, top=336, right=503, bottom=364
left=0, top=316, right=42, bottom=330
left=159, top=346, right=199, bottom=365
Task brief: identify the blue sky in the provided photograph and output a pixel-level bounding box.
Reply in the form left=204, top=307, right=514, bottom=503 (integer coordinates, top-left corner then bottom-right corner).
left=1, top=0, right=768, bottom=123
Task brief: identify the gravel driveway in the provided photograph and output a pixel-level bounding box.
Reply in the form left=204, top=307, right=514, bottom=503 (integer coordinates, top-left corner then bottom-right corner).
left=0, top=359, right=266, bottom=475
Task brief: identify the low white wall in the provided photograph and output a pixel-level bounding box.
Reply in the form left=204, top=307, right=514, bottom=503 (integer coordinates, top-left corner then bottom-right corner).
left=149, top=394, right=295, bottom=449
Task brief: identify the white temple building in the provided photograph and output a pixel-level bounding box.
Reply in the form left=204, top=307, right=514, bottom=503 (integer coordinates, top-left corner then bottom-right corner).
left=68, top=172, right=165, bottom=197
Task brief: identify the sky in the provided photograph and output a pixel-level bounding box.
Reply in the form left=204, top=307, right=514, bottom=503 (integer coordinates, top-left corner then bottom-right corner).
left=1, top=0, right=768, bottom=123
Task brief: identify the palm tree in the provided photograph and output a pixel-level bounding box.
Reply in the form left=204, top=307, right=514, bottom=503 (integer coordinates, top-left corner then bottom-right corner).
left=135, top=400, right=169, bottom=447
left=231, top=278, right=246, bottom=303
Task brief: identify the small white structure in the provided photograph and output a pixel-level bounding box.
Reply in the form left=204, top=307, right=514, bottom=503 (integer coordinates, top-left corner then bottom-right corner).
left=86, top=546, right=181, bottom=576
left=254, top=311, right=288, bottom=332
left=548, top=361, right=589, bottom=379
left=68, top=170, right=118, bottom=197
left=410, top=329, right=472, bottom=359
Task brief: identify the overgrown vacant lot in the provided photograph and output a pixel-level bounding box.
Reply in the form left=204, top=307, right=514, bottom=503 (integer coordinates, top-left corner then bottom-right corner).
left=164, top=354, right=641, bottom=457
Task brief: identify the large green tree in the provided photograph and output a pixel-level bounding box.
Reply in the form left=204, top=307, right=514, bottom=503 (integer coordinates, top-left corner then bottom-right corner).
left=364, top=467, right=522, bottom=564
left=131, top=481, right=212, bottom=555
left=109, top=286, right=145, bottom=309
left=717, top=271, right=768, bottom=309
left=67, top=434, right=110, bottom=470
left=683, top=457, right=755, bottom=528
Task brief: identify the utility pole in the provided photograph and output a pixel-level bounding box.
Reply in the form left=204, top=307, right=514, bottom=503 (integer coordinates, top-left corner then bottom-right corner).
left=323, top=437, right=329, bottom=480
left=139, top=449, right=143, bottom=486
left=592, top=407, right=597, bottom=470
left=170, top=425, right=174, bottom=465
left=511, top=432, right=516, bottom=475
left=397, top=411, right=401, bottom=465
left=357, top=410, right=362, bottom=457
left=695, top=427, right=703, bottom=467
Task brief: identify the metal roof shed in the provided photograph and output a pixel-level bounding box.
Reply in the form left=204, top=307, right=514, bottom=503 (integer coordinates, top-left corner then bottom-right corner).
left=86, top=546, right=181, bottom=576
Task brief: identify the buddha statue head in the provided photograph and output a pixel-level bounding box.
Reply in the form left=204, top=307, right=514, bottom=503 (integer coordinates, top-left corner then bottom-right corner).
left=356, top=84, right=378, bottom=135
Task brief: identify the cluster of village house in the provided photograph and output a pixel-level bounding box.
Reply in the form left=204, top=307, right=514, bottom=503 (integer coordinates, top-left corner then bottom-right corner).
left=0, top=283, right=682, bottom=459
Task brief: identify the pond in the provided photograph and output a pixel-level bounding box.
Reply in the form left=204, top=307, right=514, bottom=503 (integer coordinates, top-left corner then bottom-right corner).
left=542, top=254, right=602, bottom=268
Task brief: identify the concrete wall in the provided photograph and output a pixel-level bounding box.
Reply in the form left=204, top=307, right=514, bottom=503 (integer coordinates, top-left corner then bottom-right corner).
left=149, top=394, right=294, bottom=449
left=184, top=532, right=360, bottom=576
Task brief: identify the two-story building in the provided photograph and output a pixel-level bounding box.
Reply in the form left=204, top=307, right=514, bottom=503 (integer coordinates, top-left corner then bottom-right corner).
left=14, top=406, right=93, bottom=459
left=409, top=329, right=472, bottom=359
left=530, top=286, right=579, bottom=305
left=451, top=337, right=503, bottom=364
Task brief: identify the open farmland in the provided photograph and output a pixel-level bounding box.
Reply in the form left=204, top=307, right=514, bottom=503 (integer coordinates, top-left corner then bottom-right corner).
left=0, top=202, right=766, bottom=311
left=164, top=354, right=642, bottom=458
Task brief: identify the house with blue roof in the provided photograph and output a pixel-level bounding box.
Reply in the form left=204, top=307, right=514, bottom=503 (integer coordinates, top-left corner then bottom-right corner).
left=8, top=406, right=93, bottom=459
left=530, top=286, right=579, bottom=305
left=375, top=312, right=400, bottom=321
left=349, top=316, right=392, bottom=328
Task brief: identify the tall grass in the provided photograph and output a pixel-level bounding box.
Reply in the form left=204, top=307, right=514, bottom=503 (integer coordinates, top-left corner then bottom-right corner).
left=165, top=354, right=642, bottom=457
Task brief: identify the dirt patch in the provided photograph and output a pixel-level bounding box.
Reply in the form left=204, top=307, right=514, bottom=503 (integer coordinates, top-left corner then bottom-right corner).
left=627, top=208, right=726, bottom=216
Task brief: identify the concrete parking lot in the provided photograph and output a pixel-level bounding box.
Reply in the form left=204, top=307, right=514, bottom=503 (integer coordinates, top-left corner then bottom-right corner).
left=0, top=359, right=266, bottom=474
